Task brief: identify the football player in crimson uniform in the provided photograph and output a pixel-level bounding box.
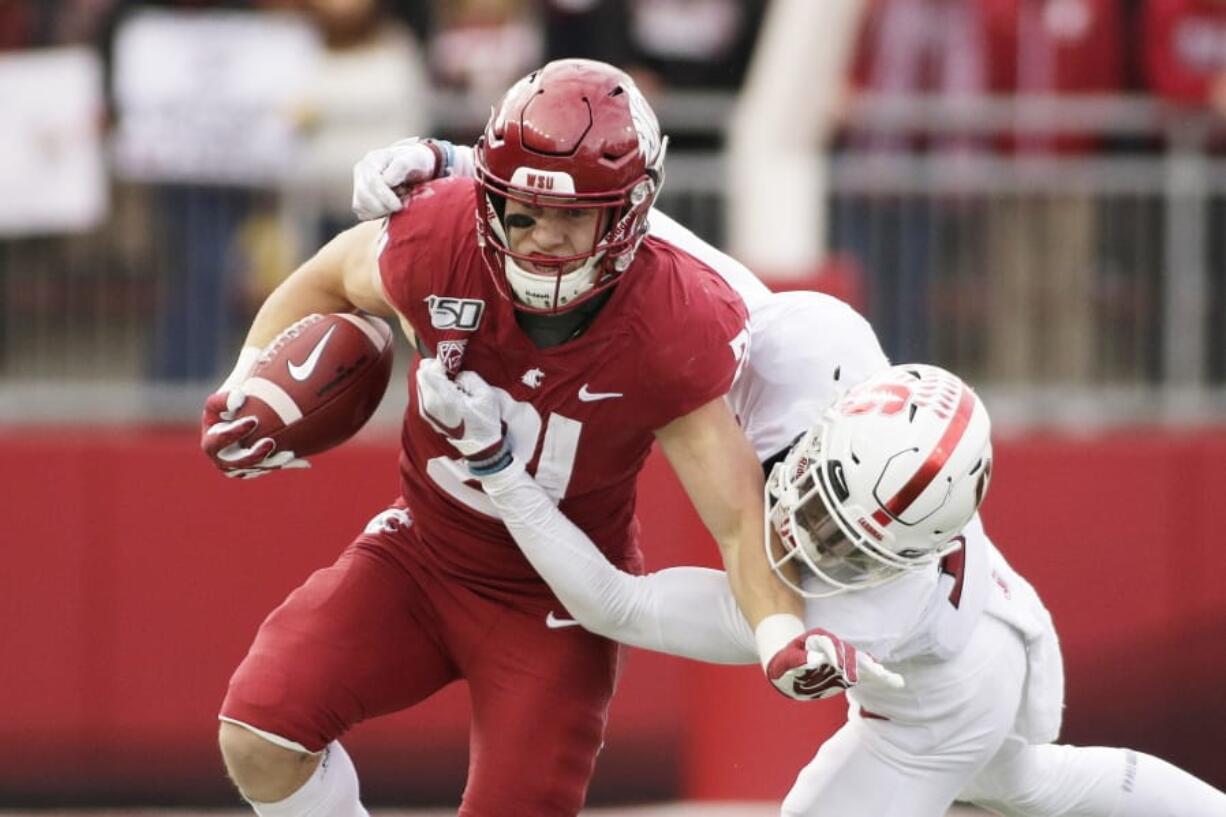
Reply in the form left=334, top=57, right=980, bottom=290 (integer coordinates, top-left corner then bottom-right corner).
left=420, top=358, right=1226, bottom=817
left=200, top=59, right=805, bottom=817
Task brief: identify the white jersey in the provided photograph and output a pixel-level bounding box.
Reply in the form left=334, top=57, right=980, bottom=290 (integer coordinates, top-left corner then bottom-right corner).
left=803, top=515, right=992, bottom=664
left=728, top=290, right=890, bottom=461
left=647, top=208, right=773, bottom=313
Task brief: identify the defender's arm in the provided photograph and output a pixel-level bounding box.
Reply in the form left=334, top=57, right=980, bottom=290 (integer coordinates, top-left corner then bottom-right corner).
left=654, top=396, right=808, bottom=666
left=480, top=460, right=758, bottom=664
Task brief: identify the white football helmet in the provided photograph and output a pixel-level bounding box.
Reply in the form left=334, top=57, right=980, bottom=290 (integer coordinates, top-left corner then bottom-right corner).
left=766, top=364, right=993, bottom=598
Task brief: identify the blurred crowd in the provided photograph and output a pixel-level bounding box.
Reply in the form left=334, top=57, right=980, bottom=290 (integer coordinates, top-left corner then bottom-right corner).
left=2, top=0, right=1226, bottom=387
left=0, top=0, right=763, bottom=102
left=3, top=0, right=1226, bottom=117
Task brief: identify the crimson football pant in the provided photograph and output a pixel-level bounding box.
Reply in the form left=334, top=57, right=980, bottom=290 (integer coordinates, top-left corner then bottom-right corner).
left=221, top=511, right=620, bottom=817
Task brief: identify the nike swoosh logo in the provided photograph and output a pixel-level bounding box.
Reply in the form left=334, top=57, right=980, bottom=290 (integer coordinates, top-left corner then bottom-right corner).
left=288, top=325, right=337, bottom=382
left=545, top=611, right=582, bottom=629
left=578, top=384, right=623, bottom=402
left=419, top=399, right=464, bottom=438
left=433, top=416, right=464, bottom=438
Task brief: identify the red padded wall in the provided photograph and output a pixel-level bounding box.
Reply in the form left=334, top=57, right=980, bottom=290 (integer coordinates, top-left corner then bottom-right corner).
left=1, top=427, right=1224, bottom=803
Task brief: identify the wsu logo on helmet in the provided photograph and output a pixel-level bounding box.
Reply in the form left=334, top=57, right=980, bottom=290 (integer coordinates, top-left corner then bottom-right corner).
left=510, top=167, right=576, bottom=195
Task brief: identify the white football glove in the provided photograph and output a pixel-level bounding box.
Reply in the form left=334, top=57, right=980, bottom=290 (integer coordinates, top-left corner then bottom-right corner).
left=765, top=627, right=904, bottom=701
left=200, top=346, right=309, bottom=479
left=352, top=138, right=476, bottom=221
left=415, top=358, right=510, bottom=474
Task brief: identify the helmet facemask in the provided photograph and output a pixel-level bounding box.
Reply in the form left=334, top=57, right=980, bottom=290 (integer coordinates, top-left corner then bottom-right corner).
left=766, top=428, right=912, bottom=598
left=476, top=143, right=666, bottom=314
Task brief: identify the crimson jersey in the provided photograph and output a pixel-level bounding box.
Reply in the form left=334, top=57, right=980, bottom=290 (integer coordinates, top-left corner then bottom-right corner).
left=377, top=177, right=749, bottom=600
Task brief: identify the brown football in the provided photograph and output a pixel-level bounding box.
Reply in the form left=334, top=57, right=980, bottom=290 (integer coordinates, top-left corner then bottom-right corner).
left=236, top=312, right=394, bottom=457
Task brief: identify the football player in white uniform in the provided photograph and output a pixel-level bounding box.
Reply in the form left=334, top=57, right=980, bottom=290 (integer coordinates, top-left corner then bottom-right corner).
left=355, top=141, right=1226, bottom=816
left=416, top=360, right=1226, bottom=817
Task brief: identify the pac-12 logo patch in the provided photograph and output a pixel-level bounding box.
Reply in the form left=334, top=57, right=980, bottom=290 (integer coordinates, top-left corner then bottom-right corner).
left=437, top=340, right=467, bottom=375
left=425, top=295, right=485, bottom=331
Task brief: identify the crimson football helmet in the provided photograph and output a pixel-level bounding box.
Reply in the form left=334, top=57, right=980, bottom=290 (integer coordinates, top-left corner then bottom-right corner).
left=766, top=364, right=993, bottom=598
left=474, top=59, right=668, bottom=313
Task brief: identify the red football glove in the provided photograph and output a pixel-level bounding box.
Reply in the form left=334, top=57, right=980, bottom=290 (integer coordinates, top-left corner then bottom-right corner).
left=766, top=627, right=904, bottom=701
left=200, top=348, right=309, bottom=479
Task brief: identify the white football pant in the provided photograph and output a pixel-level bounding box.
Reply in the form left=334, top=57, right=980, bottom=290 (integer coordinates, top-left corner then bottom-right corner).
left=781, top=616, right=1226, bottom=816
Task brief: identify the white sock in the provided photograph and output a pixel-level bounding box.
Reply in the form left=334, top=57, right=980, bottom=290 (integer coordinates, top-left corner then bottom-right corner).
left=249, top=742, right=369, bottom=817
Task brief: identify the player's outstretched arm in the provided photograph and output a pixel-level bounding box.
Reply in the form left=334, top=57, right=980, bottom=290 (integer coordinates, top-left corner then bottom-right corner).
left=654, top=399, right=811, bottom=665
left=201, top=220, right=404, bottom=478
left=483, top=461, right=758, bottom=664
left=415, top=359, right=759, bottom=663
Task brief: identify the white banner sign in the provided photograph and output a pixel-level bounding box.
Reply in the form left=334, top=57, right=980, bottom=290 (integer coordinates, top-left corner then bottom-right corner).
left=112, top=9, right=321, bottom=185
left=0, top=47, right=107, bottom=236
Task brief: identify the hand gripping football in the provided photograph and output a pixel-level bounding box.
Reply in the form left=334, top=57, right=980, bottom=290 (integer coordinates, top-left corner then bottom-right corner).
left=236, top=313, right=394, bottom=457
